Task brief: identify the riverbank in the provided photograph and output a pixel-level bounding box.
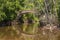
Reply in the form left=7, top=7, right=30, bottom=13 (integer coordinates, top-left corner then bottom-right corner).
left=0, top=24, right=60, bottom=40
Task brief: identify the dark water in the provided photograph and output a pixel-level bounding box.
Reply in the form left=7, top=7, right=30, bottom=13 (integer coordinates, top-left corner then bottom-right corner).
left=0, top=23, right=60, bottom=40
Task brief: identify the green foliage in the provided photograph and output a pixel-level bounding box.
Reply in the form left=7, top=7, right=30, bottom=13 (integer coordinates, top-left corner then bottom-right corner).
left=20, top=13, right=39, bottom=23
left=26, top=13, right=39, bottom=22
left=0, top=0, right=60, bottom=23
left=33, top=0, right=44, bottom=11
left=21, top=14, right=27, bottom=22
left=56, top=0, right=60, bottom=22
left=0, top=0, right=24, bottom=22
left=0, top=11, right=7, bottom=21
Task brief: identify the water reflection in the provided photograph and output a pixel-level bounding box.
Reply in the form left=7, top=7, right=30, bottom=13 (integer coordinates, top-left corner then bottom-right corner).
left=0, top=23, right=60, bottom=40
left=20, top=22, right=39, bottom=34
left=20, top=22, right=39, bottom=40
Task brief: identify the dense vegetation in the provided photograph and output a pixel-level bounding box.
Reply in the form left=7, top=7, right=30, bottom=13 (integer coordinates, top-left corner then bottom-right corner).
left=0, top=0, right=60, bottom=25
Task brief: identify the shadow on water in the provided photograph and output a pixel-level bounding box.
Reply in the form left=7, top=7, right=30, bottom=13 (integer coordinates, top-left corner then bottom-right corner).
left=0, top=23, right=60, bottom=40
